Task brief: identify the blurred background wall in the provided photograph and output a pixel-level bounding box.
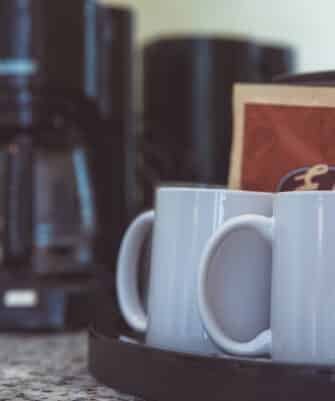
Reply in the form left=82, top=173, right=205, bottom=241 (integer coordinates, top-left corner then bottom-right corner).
left=102, top=0, right=334, bottom=71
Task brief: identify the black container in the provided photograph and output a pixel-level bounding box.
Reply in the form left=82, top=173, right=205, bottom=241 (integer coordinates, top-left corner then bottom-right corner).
left=139, top=37, right=261, bottom=209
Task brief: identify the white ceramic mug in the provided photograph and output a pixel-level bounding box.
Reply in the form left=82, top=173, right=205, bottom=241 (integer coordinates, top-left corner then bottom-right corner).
left=199, top=191, right=335, bottom=364
left=117, top=185, right=273, bottom=354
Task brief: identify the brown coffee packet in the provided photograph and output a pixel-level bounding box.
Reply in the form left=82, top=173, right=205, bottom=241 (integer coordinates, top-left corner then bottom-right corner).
left=229, top=84, right=335, bottom=192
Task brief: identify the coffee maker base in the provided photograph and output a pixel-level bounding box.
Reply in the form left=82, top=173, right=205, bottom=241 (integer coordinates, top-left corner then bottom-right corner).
left=0, top=272, right=100, bottom=331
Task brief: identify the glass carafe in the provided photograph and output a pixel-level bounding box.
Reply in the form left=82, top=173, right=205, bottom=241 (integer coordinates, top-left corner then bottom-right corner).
left=33, top=124, right=96, bottom=275
left=0, top=92, right=97, bottom=277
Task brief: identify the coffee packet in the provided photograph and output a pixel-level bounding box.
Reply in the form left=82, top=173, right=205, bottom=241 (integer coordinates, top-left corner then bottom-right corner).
left=229, top=84, right=335, bottom=192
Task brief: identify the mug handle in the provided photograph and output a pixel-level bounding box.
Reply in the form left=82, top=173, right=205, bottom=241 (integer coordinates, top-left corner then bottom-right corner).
left=116, top=210, right=155, bottom=333
left=198, top=214, right=274, bottom=356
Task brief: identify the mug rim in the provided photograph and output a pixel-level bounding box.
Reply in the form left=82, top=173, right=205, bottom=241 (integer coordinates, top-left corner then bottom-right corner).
left=278, top=190, right=335, bottom=197
left=157, top=183, right=272, bottom=195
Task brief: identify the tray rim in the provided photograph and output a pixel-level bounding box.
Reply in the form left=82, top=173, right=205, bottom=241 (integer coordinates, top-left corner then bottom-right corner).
left=89, top=326, right=335, bottom=401
left=89, top=326, right=335, bottom=371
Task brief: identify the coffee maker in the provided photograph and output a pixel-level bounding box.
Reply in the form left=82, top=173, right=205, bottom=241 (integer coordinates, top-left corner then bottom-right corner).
left=0, top=0, right=105, bottom=331
left=0, top=0, right=136, bottom=331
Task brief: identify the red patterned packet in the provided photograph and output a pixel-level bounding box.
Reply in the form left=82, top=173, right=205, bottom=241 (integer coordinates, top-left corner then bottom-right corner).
left=229, top=84, right=335, bottom=192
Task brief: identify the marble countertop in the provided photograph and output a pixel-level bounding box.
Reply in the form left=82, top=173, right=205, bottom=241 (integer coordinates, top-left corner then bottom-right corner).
left=0, top=333, right=141, bottom=401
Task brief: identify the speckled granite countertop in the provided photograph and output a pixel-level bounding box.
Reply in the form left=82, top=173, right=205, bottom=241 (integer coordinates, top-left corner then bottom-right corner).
left=0, top=333, right=141, bottom=401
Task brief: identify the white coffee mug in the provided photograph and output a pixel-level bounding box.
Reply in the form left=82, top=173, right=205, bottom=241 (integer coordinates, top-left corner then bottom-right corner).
left=117, top=185, right=273, bottom=355
left=199, top=191, right=335, bottom=364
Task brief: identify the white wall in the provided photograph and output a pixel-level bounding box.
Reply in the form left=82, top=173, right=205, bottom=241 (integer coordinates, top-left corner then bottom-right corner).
left=103, top=0, right=335, bottom=72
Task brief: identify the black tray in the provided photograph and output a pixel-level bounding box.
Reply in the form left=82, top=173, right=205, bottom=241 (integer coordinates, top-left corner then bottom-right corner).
left=89, top=319, right=335, bottom=401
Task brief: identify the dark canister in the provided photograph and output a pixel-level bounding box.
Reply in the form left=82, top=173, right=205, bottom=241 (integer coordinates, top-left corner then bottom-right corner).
left=139, top=37, right=261, bottom=209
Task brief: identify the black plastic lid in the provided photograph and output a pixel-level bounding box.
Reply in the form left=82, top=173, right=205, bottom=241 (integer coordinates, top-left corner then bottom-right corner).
left=0, top=0, right=45, bottom=88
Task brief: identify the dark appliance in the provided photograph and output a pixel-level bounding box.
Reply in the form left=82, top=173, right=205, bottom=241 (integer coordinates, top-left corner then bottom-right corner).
left=0, top=0, right=103, bottom=331
left=0, top=0, right=137, bottom=331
